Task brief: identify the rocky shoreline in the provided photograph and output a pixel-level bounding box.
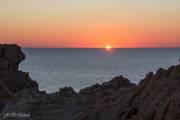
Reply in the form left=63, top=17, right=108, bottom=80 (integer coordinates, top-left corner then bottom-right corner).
left=0, top=44, right=180, bottom=120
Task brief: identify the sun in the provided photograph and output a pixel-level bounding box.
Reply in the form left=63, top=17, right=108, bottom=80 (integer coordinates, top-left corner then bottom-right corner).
left=105, top=45, right=112, bottom=50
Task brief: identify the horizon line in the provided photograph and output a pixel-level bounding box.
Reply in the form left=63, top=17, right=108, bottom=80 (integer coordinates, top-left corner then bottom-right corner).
left=22, top=47, right=180, bottom=49
left=1, top=44, right=180, bottom=49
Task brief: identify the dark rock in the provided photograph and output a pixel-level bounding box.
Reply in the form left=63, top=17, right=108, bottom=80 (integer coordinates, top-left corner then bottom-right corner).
left=79, top=83, right=102, bottom=95
left=101, top=76, right=134, bottom=90
left=59, top=87, right=76, bottom=97
left=0, top=59, right=8, bottom=70
left=0, top=44, right=38, bottom=100
left=0, top=101, right=6, bottom=112
left=3, top=44, right=25, bottom=67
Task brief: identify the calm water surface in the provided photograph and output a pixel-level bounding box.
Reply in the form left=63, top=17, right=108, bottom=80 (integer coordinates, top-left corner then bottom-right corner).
left=19, top=48, right=180, bottom=93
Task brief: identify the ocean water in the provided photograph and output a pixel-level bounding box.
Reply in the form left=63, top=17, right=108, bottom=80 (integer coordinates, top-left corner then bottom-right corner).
left=19, top=48, right=180, bottom=93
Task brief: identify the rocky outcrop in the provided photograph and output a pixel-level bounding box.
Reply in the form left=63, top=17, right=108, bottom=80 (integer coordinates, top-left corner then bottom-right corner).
left=0, top=76, right=136, bottom=120
left=0, top=44, right=38, bottom=100
left=0, top=44, right=180, bottom=120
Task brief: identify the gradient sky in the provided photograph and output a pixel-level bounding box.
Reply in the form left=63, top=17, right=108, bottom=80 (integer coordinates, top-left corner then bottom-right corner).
left=0, top=0, right=180, bottom=48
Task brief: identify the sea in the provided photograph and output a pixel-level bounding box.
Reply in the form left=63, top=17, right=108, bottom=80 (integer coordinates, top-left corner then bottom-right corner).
left=19, top=48, right=180, bottom=93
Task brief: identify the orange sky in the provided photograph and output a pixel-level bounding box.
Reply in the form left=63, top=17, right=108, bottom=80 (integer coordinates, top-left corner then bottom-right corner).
left=0, top=0, right=180, bottom=48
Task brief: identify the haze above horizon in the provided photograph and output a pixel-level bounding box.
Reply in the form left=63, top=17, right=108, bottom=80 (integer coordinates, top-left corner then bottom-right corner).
left=0, top=0, right=180, bottom=48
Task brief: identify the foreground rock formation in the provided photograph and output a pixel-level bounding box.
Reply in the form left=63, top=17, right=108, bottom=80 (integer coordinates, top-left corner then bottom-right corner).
left=0, top=44, right=180, bottom=120
left=0, top=44, right=38, bottom=101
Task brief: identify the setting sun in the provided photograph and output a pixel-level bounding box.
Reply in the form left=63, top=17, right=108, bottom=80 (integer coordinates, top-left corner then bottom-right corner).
left=105, top=45, right=112, bottom=50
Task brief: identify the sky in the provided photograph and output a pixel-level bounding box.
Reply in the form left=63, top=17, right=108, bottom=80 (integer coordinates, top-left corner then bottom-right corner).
left=0, top=0, right=180, bottom=48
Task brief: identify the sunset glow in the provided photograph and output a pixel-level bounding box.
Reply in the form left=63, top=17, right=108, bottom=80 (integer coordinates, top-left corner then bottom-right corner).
left=0, top=0, right=180, bottom=48
left=105, top=45, right=112, bottom=50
